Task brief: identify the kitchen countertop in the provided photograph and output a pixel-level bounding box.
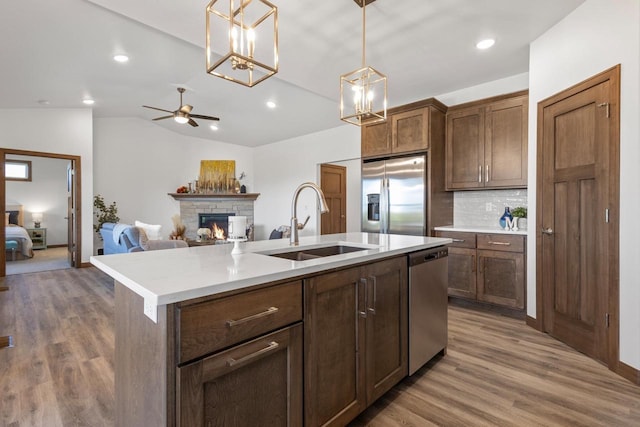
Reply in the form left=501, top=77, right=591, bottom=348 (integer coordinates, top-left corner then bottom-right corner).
left=434, top=225, right=528, bottom=236
left=90, top=232, right=451, bottom=322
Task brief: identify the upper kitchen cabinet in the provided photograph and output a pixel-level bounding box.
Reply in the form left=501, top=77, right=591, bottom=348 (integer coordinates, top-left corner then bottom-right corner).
left=392, top=108, right=429, bottom=153
left=446, top=91, right=528, bottom=190
left=361, top=98, right=447, bottom=159
left=362, top=120, right=390, bottom=158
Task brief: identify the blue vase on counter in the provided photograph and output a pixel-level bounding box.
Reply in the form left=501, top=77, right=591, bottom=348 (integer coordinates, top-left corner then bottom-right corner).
left=499, top=207, right=513, bottom=229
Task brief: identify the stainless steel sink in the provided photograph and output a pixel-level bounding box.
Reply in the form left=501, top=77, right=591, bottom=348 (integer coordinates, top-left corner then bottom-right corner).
left=266, top=245, right=368, bottom=261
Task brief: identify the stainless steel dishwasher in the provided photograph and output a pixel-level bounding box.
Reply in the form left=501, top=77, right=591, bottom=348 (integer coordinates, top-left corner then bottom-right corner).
left=408, top=246, right=448, bottom=375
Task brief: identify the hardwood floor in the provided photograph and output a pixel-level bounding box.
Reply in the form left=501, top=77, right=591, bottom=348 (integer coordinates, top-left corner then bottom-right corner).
left=0, top=267, right=639, bottom=426
left=0, top=269, right=114, bottom=427
left=352, top=307, right=640, bottom=426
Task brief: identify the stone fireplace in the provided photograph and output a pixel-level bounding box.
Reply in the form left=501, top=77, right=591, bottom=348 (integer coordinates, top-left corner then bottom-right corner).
left=170, top=193, right=259, bottom=240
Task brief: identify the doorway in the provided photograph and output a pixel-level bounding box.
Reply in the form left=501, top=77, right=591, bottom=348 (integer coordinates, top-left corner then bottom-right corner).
left=536, top=65, right=620, bottom=369
left=320, top=163, right=347, bottom=235
left=1, top=149, right=81, bottom=277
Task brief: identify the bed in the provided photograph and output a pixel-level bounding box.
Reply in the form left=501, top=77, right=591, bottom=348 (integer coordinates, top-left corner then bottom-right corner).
left=6, top=204, right=34, bottom=259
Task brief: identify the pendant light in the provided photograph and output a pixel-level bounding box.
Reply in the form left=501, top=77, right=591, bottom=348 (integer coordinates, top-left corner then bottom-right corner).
left=206, top=0, right=279, bottom=87
left=340, top=0, right=387, bottom=126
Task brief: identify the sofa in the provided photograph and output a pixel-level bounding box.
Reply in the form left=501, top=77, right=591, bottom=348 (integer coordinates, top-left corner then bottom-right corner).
left=100, top=222, right=188, bottom=254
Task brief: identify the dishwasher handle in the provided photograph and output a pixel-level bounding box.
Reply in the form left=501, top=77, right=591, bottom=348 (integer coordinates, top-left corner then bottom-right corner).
left=409, top=246, right=448, bottom=267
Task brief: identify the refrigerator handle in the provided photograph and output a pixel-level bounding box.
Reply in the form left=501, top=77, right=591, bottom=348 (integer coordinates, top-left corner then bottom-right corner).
left=379, top=178, right=386, bottom=233
left=383, top=177, right=390, bottom=233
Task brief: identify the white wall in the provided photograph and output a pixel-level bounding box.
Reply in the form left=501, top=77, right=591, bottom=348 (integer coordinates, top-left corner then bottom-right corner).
left=6, top=155, right=70, bottom=245
left=252, top=124, right=361, bottom=240
left=436, top=72, right=529, bottom=106
left=528, top=0, right=640, bottom=369
left=93, top=117, right=253, bottom=243
left=0, top=109, right=94, bottom=262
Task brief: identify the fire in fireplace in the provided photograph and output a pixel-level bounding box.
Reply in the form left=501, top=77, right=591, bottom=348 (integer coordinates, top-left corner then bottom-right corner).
left=198, top=213, right=235, bottom=240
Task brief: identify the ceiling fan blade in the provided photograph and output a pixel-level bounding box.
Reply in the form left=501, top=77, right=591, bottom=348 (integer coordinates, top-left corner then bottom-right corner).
left=188, top=118, right=199, bottom=127
left=180, top=104, right=193, bottom=114
left=142, top=105, right=173, bottom=113
left=152, top=115, right=173, bottom=121
left=190, top=114, right=220, bottom=121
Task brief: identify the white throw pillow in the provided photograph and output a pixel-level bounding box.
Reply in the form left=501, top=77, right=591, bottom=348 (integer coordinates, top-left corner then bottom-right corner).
left=134, top=220, right=162, bottom=240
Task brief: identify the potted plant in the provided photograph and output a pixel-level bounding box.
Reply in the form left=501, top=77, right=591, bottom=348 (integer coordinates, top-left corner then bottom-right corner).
left=93, top=195, right=120, bottom=254
left=511, top=206, right=527, bottom=230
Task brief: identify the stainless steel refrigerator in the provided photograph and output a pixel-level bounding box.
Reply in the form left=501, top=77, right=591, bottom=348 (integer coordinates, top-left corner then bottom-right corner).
left=362, top=155, right=426, bottom=235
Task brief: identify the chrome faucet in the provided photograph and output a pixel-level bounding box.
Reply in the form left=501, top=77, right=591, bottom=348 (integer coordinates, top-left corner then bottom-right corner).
left=290, top=182, right=329, bottom=246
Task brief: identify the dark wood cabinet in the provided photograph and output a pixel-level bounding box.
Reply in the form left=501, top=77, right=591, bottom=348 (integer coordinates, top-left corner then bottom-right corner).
left=447, top=247, right=477, bottom=299
left=304, top=257, right=407, bottom=427
left=362, top=120, right=391, bottom=158
left=361, top=99, right=446, bottom=159
left=477, top=249, right=524, bottom=309
left=445, top=107, right=485, bottom=189
left=363, top=257, right=408, bottom=404
left=177, top=324, right=303, bottom=427
left=446, top=91, right=528, bottom=190
left=435, top=230, right=525, bottom=310
left=114, top=254, right=420, bottom=427
left=392, top=107, right=430, bottom=154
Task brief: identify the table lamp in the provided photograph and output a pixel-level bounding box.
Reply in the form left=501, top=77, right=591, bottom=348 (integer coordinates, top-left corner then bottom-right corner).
left=32, top=212, right=43, bottom=228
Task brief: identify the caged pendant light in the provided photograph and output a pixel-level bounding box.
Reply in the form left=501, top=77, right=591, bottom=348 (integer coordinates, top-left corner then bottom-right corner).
left=340, top=0, right=387, bottom=126
left=206, top=0, right=279, bottom=87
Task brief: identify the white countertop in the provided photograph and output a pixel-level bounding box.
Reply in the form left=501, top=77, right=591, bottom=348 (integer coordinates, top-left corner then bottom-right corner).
left=434, top=225, right=528, bottom=236
left=90, top=232, right=451, bottom=322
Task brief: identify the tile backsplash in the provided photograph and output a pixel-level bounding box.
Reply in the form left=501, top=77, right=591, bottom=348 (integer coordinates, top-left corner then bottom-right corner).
left=453, top=189, right=528, bottom=228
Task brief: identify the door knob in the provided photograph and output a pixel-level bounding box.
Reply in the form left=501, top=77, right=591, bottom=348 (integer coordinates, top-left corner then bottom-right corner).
left=542, top=227, right=554, bottom=235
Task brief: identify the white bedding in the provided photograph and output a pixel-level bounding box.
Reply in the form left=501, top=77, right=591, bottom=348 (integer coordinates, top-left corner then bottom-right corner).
left=6, top=225, right=33, bottom=257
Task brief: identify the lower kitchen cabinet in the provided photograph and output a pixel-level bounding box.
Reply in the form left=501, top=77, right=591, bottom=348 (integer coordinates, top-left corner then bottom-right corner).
left=447, top=247, right=477, bottom=299
left=436, top=230, right=525, bottom=310
left=477, top=249, right=524, bottom=309
left=177, top=324, right=303, bottom=427
left=304, top=256, right=407, bottom=427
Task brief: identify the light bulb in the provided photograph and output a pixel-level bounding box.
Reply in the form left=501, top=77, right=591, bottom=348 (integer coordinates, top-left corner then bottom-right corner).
left=174, top=115, right=189, bottom=124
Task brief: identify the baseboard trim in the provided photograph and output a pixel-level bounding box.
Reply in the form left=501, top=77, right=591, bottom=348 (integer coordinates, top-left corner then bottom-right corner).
left=0, top=335, right=14, bottom=349
left=617, top=361, right=640, bottom=385
left=526, top=315, right=542, bottom=331
left=80, top=262, right=93, bottom=268
left=448, top=296, right=525, bottom=320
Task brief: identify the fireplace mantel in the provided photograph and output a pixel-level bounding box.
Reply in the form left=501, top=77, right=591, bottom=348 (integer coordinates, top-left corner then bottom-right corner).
left=168, top=193, right=260, bottom=201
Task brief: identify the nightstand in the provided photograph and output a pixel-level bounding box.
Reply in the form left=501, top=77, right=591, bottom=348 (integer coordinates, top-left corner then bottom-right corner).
left=27, top=228, right=47, bottom=250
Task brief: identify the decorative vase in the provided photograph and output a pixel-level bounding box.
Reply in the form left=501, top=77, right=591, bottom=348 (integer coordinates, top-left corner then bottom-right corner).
left=499, top=207, right=513, bottom=229
left=240, top=184, right=247, bottom=194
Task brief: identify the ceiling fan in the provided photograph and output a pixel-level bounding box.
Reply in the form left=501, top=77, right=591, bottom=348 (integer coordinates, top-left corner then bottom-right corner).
left=142, top=87, right=220, bottom=127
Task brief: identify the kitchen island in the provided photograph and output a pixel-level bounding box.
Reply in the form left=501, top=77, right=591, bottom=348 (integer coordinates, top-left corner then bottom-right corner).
left=91, top=232, right=451, bottom=427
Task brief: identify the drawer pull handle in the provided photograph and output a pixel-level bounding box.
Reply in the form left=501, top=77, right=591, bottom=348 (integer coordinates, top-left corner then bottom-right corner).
left=451, top=239, right=465, bottom=243
left=487, top=241, right=511, bottom=246
left=226, top=306, right=279, bottom=327
left=227, top=341, right=279, bottom=367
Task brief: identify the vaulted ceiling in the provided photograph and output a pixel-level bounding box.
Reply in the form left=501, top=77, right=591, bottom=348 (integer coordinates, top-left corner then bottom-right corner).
left=0, top=0, right=584, bottom=146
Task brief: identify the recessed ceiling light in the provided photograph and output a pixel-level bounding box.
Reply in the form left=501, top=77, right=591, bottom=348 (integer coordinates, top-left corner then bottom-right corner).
left=83, top=99, right=95, bottom=105
left=476, top=39, right=495, bottom=50
left=113, top=54, right=129, bottom=63
left=210, top=124, right=219, bottom=131
left=266, top=101, right=276, bottom=109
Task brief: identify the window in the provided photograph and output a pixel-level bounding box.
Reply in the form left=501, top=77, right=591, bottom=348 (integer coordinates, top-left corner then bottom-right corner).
left=5, top=159, right=32, bottom=181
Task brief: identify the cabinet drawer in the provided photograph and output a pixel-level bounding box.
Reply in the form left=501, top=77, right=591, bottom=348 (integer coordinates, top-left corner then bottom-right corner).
left=477, top=234, right=524, bottom=253
left=434, top=231, right=476, bottom=248
left=178, top=281, right=302, bottom=363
